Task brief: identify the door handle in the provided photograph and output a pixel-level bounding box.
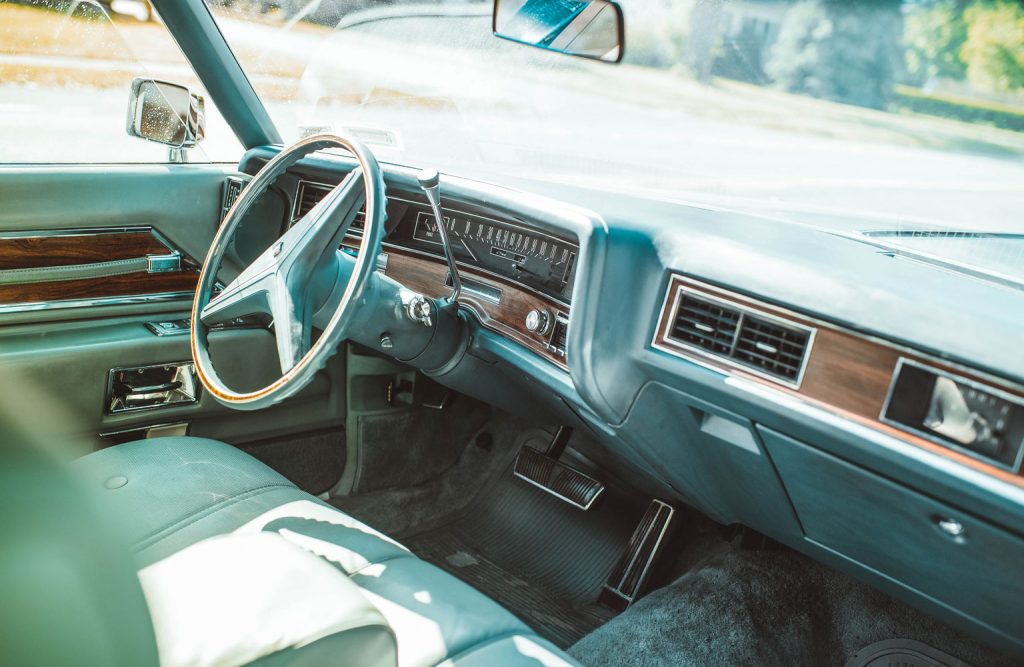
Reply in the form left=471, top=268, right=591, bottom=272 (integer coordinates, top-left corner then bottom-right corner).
left=115, top=380, right=183, bottom=396
left=107, top=363, right=197, bottom=414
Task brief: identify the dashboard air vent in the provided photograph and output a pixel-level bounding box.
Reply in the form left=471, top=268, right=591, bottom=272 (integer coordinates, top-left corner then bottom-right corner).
left=294, top=180, right=366, bottom=231
left=734, top=315, right=810, bottom=383
left=669, top=292, right=740, bottom=355
left=659, top=284, right=815, bottom=388
left=548, top=315, right=568, bottom=357
left=221, top=177, right=247, bottom=221
left=294, top=181, right=332, bottom=219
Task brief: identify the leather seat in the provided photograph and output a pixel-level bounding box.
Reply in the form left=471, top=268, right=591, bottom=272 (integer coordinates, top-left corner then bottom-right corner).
left=74, top=437, right=579, bottom=667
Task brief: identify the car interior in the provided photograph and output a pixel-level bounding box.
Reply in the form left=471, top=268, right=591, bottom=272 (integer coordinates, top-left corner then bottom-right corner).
left=1, top=0, right=1022, bottom=666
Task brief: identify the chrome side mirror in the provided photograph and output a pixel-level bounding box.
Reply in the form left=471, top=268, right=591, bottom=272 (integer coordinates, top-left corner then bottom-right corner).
left=493, top=0, right=624, bottom=63
left=126, top=78, right=205, bottom=149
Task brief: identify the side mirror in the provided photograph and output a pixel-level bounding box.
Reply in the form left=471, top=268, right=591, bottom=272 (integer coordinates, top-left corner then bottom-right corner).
left=126, top=78, right=205, bottom=148
left=493, top=0, right=624, bottom=63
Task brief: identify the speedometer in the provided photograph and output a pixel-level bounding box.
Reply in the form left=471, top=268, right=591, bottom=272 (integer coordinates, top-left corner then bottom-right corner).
left=411, top=209, right=577, bottom=301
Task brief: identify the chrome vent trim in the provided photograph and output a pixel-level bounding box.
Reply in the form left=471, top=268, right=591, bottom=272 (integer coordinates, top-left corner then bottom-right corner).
left=293, top=179, right=366, bottom=231
left=734, top=314, right=811, bottom=383
left=671, top=292, right=741, bottom=354
left=656, top=282, right=816, bottom=389
left=293, top=180, right=332, bottom=220
left=221, top=176, right=249, bottom=221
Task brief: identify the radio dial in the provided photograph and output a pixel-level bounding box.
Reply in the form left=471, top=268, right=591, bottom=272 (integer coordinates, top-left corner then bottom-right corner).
left=525, top=309, right=553, bottom=336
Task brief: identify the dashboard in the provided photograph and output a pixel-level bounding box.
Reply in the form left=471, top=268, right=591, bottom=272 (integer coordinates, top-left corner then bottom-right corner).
left=292, top=178, right=578, bottom=367
left=237, top=146, right=1024, bottom=658
left=652, top=274, right=1024, bottom=484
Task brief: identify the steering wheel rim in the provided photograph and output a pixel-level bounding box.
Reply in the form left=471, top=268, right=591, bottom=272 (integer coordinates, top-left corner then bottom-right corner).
left=190, top=134, right=387, bottom=410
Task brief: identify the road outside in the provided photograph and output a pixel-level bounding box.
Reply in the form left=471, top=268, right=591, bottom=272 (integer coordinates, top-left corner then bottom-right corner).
left=0, top=2, right=1022, bottom=238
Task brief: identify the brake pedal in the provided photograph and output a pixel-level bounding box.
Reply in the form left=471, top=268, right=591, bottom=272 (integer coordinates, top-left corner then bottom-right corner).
left=513, top=446, right=605, bottom=510
left=600, top=499, right=675, bottom=610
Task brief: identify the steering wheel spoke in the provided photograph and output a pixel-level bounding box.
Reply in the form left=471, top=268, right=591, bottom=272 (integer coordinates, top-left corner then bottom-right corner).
left=199, top=265, right=275, bottom=326
left=268, top=273, right=312, bottom=374
left=285, top=167, right=365, bottom=266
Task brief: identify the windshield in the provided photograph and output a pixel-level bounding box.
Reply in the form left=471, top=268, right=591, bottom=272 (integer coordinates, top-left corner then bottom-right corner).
left=206, top=0, right=1023, bottom=242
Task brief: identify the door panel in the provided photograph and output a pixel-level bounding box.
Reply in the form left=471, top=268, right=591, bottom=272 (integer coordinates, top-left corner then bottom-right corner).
left=0, top=165, right=346, bottom=456
left=0, top=166, right=227, bottom=325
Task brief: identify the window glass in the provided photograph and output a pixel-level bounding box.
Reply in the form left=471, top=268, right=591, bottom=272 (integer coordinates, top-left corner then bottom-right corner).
left=0, top=0, right=242, bottom=163
left=206, top=0, right=1023, bottom=252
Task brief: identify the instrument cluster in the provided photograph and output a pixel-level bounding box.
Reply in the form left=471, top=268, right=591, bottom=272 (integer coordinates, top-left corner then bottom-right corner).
left=388, top=198, right=578, bottom=304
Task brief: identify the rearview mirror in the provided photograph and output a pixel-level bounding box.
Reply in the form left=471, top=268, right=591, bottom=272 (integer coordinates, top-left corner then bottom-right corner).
left=493, top=0, right=624, bottom=63
left=126, top=78, right=205, bottom=148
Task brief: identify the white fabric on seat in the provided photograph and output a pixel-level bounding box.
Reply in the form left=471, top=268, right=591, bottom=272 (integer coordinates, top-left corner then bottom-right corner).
left=138, top=532, right=392, bottom=667
left=233, top=499, right=411, bottom=575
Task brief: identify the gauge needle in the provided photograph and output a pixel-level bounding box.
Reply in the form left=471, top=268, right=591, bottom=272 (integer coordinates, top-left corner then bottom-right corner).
left=459, top=237, right=479, bottom=262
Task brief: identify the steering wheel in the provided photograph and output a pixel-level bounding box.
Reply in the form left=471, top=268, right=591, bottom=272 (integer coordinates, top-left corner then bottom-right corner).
left=191, top=134, right=386, bottom=410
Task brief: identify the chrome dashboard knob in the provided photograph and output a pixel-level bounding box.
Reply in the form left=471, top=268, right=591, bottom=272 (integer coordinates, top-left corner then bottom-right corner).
left=525, top=308, right=553, bottom=336
left=406, top=295, right=433, bottom=327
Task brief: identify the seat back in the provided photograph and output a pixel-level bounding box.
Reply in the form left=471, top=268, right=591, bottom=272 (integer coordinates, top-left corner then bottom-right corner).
left=0, top=428, right=160, bottom=667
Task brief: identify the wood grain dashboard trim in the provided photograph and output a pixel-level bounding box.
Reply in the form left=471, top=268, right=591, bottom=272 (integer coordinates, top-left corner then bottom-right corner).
left=654, top=273, right=1024, bottom=487
left=382, top=248, right=569, bottom=369
left=0, top=228, right=199, bottom=311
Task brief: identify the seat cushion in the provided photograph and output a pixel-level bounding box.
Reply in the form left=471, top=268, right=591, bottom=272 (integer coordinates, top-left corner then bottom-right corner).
left=139, top=532, right=396, bottom=667
left=75, top=437, right=311, bottom=567
left=75, top=437, right=581, bottom=667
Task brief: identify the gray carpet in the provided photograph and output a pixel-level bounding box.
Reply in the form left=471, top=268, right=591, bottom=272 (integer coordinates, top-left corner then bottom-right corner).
left=237, top=429, right=344, bottom=495
left=406, top=528, right=615, bottom=648
left=329, top=415, right=538, bottom=537
left=570, top=543, right=1018, bottom=667
left=351, top=396, right=492, bottom=494
left=402, top=463, right=643, bottom=647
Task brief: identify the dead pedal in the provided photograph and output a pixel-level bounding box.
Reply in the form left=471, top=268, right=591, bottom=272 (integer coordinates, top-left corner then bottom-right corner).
left=600, top=499, right=675, bottom=610
left=513, top=446, right=605, bottom=510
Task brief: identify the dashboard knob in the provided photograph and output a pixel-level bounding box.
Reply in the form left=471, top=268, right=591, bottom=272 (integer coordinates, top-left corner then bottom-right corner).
left=525, top=309, right=553, bottom=336
left=405, top=295, right=433, bottom=327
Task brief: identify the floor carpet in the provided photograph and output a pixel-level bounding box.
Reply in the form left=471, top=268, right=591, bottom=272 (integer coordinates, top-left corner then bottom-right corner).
left=570, top=542, right=1018, bottom=667
left=401, top=459, right=646, bottom=647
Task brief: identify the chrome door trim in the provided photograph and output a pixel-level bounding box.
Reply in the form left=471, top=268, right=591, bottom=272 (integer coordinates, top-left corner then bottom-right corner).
left=0, top=291, right=196, bottom=315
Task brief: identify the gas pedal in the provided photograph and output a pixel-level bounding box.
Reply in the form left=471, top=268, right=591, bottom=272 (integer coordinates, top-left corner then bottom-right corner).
left=600, top=499, right=675, bottom=610
left=513, top=446, right=605, bottom=510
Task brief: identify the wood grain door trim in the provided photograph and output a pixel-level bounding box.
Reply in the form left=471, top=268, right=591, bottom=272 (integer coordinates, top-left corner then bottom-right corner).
left=0, top=227, right=199, bottom=311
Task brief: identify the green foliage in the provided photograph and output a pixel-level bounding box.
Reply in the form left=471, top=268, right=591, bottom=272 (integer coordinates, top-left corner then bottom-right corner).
left=894, top=84, right=1024, bottom=131
left=902, top=0, right=1024, bottom=94
left=904, top=1, right=968, bottom=84
left=961, top=0, right=1024, bottom=92
left=766, top=0, right=903, bottom=110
